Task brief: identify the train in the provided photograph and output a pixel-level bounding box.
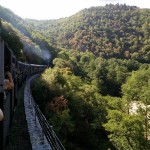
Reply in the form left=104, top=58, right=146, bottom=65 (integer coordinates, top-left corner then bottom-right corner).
left=0, top=38, right=47, bottom=150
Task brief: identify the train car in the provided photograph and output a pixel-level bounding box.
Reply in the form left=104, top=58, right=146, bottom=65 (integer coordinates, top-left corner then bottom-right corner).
left=0, top=40, right=15, bottom=150
left=0, top=39, right=5, bottom=149
left=0, top=39, right=47, bottom=150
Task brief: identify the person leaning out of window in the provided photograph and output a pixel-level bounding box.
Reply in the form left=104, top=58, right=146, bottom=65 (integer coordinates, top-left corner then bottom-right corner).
left=4, top=71, right=14, bottom=90
left=0, top=108, right=4, bottom=121
left=0, top=71, right=14, bottom=121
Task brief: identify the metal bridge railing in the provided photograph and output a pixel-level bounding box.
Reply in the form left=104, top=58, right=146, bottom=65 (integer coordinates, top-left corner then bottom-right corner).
left=31, top=96, right=65, bottom=150
left=25, top=75, right=65, bottom=150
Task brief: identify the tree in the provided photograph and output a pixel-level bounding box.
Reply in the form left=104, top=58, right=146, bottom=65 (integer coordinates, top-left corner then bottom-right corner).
left=122, top=67, right=150, bottom=143
left=1, top=21, right=24, bottom=59
left=103, top=97, right=146, bottom=150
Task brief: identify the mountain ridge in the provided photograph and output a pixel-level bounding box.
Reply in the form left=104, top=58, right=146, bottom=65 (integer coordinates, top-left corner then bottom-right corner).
left=25, top=4, right=150, bottom=63
left=0, top=4, right=150, bottom=63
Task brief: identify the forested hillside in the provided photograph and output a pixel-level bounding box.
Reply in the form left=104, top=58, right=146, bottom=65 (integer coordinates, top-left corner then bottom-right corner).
left=0, top=6, right=56, bottom=64
left=1, top=4, right=149, bottom=63
left=30, top=4, right=150, bottom=150
left=1, top=3, right=150, bottom=150
left=32, top=50, right=150, bottom=149
left=26, top=4, right=150, bottom=63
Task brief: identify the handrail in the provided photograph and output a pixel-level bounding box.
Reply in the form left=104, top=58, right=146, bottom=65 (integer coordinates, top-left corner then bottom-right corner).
left=29, top=75, right=65, bottom=150
left=31, top=99, right=65, bottom=150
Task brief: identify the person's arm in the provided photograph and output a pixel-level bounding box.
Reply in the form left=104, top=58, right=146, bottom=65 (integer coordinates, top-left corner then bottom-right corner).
left=0, top=108, right=4, bottom=121
left=4, top=71, right=14, bottom=90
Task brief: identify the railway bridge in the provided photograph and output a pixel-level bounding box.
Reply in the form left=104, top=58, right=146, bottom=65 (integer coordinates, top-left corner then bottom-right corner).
left=24, top=74, right=65, bottom=150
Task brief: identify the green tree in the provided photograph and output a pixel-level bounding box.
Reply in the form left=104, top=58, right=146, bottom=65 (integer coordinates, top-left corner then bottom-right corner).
left=122, top=67, right=150, bottom=142
left=1, top=21, right=24, bottom=59
left=103, top=97, right=146, bottom=150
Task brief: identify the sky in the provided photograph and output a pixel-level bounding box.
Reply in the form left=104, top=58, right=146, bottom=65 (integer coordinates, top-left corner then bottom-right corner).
left=0, top=0, right=150, bottom=20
